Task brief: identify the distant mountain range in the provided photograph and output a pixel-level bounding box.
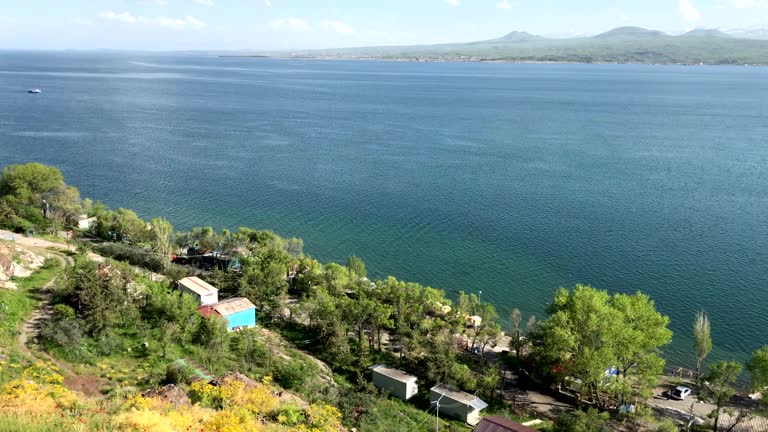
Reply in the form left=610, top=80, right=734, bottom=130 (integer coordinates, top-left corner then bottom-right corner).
left=258, top=26, right=768, bottom=65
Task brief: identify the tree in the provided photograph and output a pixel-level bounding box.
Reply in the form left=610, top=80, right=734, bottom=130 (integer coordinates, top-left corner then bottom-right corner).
left=149, top=217, right=174, bottom=260
left=553, top=408, right=611, bottom=432
left=115, top=209, right=148, bottom=244
left=62, top=259, right=138, bottom=336
left=693, top=311, right=713, bottom=385
left=535, top=284, right=671, bottom=407
left=705, top=361, right=745, bottom=432
left=0, top=163, right=79, bottom=231
left=346, top=255, right=366, bottom=279
left=747, top=346, right=768, bottom=394
left=160, top=320, right=179, bottom=358
left=510, top=308, right=537, bottom=359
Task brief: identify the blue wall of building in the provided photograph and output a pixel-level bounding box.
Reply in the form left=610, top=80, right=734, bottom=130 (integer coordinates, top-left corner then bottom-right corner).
left=223, top=308, right=256, bottom=331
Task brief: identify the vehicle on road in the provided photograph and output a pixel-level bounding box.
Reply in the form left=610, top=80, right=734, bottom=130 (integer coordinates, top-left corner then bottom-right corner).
left=669, top=386, right=692, bottom=400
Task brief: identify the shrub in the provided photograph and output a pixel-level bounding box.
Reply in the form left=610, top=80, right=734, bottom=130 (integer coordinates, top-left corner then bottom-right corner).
left=277, top=405, right=304, bottom=426
left=38, top=318, right=84, bottom=356
left=165, top=363, right=192, bottom=385
left=274, top=360, right=311, bottom=392
left=92, top=243, right=165, bottom=273
left=51, top=304, right=75, bottom=321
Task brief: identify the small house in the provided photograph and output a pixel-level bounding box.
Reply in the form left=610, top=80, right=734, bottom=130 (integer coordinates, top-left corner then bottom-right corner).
left=472, top=416, right=539, bottom=432
left=197, top=297, right=256, bottom=331
left=466, top=315, right=482, bottom=328
left=178, top=277, right=219, bottom=306
left=430, top=384, right=488, bottom=426
left=370, top=364, right=418, bottom=401
left=77, top=214, right=97, bottom=231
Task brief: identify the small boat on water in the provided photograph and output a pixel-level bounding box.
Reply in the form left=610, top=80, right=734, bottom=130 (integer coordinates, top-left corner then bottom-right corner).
left=27, top=88, right=41, bottom=94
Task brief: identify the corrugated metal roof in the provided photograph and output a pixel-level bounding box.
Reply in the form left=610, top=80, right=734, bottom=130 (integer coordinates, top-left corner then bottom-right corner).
left=197, top=305, right=219, bottom=318
left=431, top=384, right=487, bottom=408
left=472, top=417, right=539, bottom=432
left=179, top=277, right=218, bottom=296
left=213, top=297, right=255, bottom=316
left=470, top=398, right=489, bottom=411
left=371, top=364, right=417, bottom=383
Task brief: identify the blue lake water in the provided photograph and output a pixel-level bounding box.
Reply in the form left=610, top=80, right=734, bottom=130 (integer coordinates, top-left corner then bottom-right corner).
left=1, top=52, right=767, bottom=367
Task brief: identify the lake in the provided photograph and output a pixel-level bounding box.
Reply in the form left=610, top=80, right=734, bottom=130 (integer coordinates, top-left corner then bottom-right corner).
left=1, top=52, right=766, bottom=366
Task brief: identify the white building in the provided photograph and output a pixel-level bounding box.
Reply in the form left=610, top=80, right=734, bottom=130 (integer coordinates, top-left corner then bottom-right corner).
left=178, top=276, right=219, bottom=305
left=77, top=214, right=97, bottom=230
left=430, top=384, right=488, bottom=426
left=370, top=364, right=418, bottom=401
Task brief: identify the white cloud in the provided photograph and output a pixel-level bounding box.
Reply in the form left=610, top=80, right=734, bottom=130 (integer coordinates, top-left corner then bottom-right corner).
left=101, top=11, right=137, bottom=24
left=100, top=11, right=206, bottom=29
left=496, top=0, right=512, bottom=9
left=679, top=0, right=701, bottom=21
left=444, top=0, right=460, bottom=6
left=264, top=0, right=272, bottom=6
left=193, top=0, right=215, bottom=6
left=269, top=17, right=311, bottom=31
left=321, top=20, right=357, bottom=35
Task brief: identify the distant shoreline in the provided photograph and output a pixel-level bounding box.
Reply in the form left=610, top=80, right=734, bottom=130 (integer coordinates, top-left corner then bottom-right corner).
left=217, top=55, right=767, bottom=67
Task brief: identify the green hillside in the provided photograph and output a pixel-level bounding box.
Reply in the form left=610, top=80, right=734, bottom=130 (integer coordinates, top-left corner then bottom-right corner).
left=272, top=26, right=768, bottom=65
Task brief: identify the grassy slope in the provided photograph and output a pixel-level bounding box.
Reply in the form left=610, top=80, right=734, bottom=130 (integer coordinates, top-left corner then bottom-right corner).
left=0, top=258, right=60, bottom=347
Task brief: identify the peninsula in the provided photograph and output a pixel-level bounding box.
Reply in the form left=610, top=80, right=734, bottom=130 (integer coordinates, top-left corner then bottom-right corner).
left=245, top=26, right=768, bottom=65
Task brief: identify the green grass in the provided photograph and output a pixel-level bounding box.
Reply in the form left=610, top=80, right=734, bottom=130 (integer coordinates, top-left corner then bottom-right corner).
left=358, top=397, right=471, bottom=432
left=0, top=258, right=60, bottom=345
left=0, top=411, right=115, bottom=432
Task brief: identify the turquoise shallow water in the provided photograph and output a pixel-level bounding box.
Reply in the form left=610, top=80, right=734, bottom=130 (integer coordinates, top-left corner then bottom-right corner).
left=1, top=52, right=767, bottom=367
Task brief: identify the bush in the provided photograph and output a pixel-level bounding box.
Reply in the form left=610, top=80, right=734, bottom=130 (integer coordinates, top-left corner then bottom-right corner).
left=39, top=318, right=84, bottom=352
left=553, top=408, right=610, bottom=432
left=96, top=332, right=125, bottom=356
left=92, top=243, right=165, bottom=273
left=276, top=405, right=304, bottom=426
left=165, top=363, right=192, bottom=385
left=52, top=304, right=75, bottom=321
left=274, top=360, right=311, bottom=391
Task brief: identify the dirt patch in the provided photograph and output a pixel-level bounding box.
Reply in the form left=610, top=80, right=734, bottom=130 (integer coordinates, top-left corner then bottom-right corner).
left=210, top=372, right=259, bottom=389
left=64, top=374, right=107, bottom=397
left=142, top=384, right=191, bottom=407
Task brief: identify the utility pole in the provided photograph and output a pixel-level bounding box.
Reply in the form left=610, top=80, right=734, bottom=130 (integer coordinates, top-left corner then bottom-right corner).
left=435, top=400, right=439, bottom=432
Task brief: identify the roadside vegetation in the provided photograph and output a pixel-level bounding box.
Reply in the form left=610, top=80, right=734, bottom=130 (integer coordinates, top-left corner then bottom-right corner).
left=1, top=162, right=766, bottom=432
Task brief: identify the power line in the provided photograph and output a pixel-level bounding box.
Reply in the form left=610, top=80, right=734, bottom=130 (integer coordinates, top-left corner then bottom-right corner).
left=405, top=403, right=436, bottom=432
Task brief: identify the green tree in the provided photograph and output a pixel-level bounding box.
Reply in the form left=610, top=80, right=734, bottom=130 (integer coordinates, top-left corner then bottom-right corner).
left=510, top=308, right=537, bottom=359
left=535, top=284, right=671, bottom=406
left=747, top=346, right=768, bottom=393
left=149, top=217, right=174, bottom=260
left=239, top=248, right=290, bottom=322
left=693, top=311, right=713, bottom=384
left=705, top=361, right=745, bottom=432
left=196, top=315, right=231, bottom=362
left=346, top=255, right=366, bottom=279
left=0, top=163, right=78, bottom=231
left=115, top=208, right=148, bottom=244
left=62, top=259, right=138, bottom=336
left=553, top=408, right=611, bottom=432
left=159, top=320, right=179, bottom=358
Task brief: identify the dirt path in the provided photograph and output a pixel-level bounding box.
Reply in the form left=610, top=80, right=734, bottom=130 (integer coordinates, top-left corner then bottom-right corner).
left=15, top=253, right=75, bottom=375
left=14, top=250, right=105, bottom=396
left=0, top=229, right=165, bottom=281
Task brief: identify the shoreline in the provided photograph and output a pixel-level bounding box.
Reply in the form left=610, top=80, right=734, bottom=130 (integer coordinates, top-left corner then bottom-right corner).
left=217, top=54, right=768, bottom=67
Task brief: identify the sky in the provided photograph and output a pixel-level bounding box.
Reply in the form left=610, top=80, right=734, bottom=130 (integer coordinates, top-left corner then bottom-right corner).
left=0, top=0, right=767, bottom=51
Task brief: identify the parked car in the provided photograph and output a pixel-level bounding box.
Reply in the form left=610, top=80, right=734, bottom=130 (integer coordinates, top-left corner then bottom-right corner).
left=669, top=386, right=692, bottom=400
